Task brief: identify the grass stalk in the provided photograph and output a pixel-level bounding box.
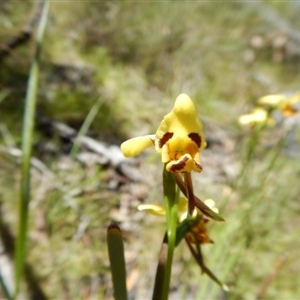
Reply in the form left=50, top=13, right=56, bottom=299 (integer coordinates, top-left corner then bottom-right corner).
left=14, top=0, right=49, bottom=297
left=70, top=95, right=106, bottom=158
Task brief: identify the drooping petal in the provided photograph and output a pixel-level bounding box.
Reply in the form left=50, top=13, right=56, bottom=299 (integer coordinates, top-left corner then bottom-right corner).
left=121, top=135, right=155, bottom=157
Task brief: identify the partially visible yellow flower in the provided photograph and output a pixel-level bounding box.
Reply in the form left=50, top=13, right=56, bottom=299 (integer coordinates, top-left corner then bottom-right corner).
left=238, top=107, right=274, bottom=126
left=137, top=204, right=166, bottom=216
left=138, top=198, right=217, bottom=245
left=138, top=197, right=188, bottom=217
left=239, top=92, right=300, bottom=127
left=121, top=94, right=206, bottom=173
left=239, top=107, right=268, bottom=124
left=258, top=92, right=300, bottom=117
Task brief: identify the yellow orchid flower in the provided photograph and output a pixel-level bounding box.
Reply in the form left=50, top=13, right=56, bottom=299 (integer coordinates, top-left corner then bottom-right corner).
left=138, top=198, right=217, bottom=245
left=258, top=92, right=300, bottom=117
left=121, top=94, right=206, bottom=173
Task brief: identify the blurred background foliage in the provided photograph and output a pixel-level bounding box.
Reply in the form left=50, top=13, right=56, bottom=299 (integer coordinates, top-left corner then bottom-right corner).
left=0, top=1, right=300, bottom=299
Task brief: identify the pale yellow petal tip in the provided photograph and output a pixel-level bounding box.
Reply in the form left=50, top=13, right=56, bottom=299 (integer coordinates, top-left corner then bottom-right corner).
left=174, top=93, right=196, bottom=115
left=137, top=204, right=166, bottom=216
left=121, top=135, right=154, bottom=157
left=176, top=93, right=192, bottom=103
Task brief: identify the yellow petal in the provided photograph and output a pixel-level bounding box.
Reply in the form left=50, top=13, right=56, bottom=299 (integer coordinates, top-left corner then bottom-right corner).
left=238, top=107, right=268, bottom=125
left=121, top=135, right=155, bottom=157
left=258, top=94, right=286, bottom=106
left=137, top=204, right=166, bottom=216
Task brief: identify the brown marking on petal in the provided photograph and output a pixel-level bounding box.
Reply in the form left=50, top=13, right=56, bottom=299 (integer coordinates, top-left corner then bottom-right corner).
left=158, top=132, right=174, bottom=148
left=188, top=133, right=201, bottom=148
left=170, top=156, right=189, bottom=172
left=194, top=161, right=203, bottom=172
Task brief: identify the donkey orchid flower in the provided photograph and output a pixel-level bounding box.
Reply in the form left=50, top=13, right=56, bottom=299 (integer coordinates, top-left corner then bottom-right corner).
left=121, top=94, right=206, bottom=173
left=258, top=92, right=300, bottom=117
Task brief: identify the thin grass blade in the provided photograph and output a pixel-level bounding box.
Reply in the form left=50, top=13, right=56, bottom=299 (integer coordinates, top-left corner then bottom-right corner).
left=14, top=0, right=49, bottom=297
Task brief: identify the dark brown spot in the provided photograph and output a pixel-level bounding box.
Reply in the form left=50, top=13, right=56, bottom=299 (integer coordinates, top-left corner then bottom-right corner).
left=158, top=132, right=174, bottom=148
left=170, top=156, right=188, bottom=172
left=188, top=133, right=201, bottom=148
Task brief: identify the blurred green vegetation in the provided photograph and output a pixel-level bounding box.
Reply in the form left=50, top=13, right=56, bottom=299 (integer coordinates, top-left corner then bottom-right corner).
left=1, top=1, right=300, bottom=299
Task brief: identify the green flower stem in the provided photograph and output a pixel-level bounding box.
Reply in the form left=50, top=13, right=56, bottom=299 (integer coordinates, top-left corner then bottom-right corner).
left=14, top=0, right=49, bottom=298
left=235, top=121, right=267, bottom=186
left=161, top=168, right=179, bottom=300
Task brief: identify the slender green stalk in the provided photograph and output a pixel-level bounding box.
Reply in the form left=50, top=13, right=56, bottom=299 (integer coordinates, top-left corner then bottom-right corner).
left=107, top=223, right=128, bottom=300
left=161, top=168, right=179, bottom=300
left=70, top=95, right=106, bottom=158
left=14, top=0, right=49, bottom=298
left=234, top=122, right=267, bottom=188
